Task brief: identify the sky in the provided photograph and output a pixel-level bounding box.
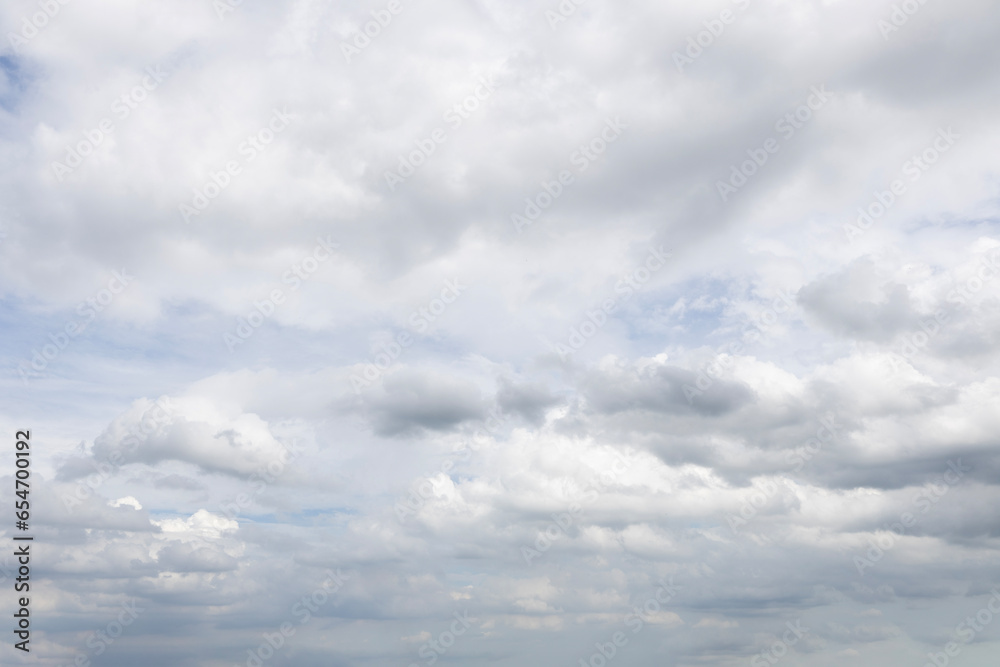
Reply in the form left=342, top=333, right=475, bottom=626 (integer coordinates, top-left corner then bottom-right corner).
left=2, top=0, right=1000, bottom=665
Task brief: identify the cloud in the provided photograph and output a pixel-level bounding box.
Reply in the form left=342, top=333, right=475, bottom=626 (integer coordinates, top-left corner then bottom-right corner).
left=798, top=258, right=918, bottom=342
left=352, top=367, right=488, bottom=436
left=3, top=0, right=1000, bottom=665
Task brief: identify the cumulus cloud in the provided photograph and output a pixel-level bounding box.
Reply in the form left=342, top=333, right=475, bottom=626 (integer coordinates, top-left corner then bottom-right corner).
left=2, top=0, right=1000, bottom=665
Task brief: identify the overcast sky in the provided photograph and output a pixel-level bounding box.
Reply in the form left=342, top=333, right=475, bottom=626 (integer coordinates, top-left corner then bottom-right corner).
left=2, top=0, right=1000, bottom=665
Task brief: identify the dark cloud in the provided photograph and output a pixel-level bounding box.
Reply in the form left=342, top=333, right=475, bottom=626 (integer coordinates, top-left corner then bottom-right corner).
left=496, top=377, right=561, bottom=424
left=359, top=368, right=487, bottom=436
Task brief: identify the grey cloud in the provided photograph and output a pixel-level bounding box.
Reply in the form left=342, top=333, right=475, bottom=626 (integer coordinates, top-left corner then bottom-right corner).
left=356, top=368, right=487, bottom=436
left=5, top=0, right=1000, bottom=664
left=798, top=258, right=918, bottom=342
left=581, top=362, right=755, bottom=417
left=153, top=473, right=207, bottom=491
left=156, top=542, right=239, bottom=573
left=496, top=377, right=561, bottom=424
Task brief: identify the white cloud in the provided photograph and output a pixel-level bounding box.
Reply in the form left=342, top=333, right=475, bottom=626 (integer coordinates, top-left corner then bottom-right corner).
left=3, top=0, right=1000, bottom=664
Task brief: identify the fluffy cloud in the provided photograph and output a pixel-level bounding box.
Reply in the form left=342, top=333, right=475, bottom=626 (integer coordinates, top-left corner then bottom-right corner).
left=3, top=0, right=1000, bottom=665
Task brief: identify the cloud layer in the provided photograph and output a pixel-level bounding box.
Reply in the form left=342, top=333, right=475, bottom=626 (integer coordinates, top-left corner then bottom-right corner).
left=2, top=0, right=1000, bottom=665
